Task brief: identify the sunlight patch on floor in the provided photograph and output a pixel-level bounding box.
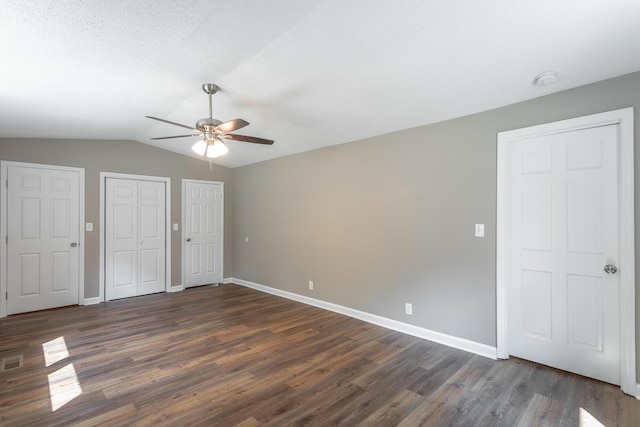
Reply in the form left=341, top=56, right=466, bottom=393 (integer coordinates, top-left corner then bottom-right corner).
left=42, top=336, right=69, bottom=367
left=43, top=336, right=82, bottom=411
left=580, top=407, right=605, bottom=427
left=48, top=363, right=82, bottom=411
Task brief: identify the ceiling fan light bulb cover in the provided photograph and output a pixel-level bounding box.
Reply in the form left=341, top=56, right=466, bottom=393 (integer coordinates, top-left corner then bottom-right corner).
left=192, top=139, right=207, bottom=156
left=206, top=139, right=229, bottom=158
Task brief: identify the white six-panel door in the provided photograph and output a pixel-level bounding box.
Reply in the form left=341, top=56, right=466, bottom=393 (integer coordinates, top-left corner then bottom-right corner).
left=183, top=180, right=223, bottom=288
left=105, top=178, right=165, bottom=300
left=507, top=125, right=620, bottom=385
left=6, top=164, right=82, bottom=314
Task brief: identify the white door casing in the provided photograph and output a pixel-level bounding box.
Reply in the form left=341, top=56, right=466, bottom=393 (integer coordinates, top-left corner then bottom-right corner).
left=0, top=161, right=85, bottom=317
left=100, top=172, right=171, bottom=302
left=182, top=180, right=223, bottom=288
left=496, top=108, right=635, bottom=396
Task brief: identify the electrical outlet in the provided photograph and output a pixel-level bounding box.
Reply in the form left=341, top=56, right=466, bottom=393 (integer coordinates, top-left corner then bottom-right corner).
left=309, top=281, right=314, bottom=290
left=405, top=303, right=413, bottom=315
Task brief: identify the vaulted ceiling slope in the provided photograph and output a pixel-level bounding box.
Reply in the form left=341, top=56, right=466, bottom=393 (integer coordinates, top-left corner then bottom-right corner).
left=2, top=0, right=640, bottom=167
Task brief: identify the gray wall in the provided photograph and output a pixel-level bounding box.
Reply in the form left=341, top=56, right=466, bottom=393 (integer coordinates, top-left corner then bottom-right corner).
left=232, top=71, right=640, bottom=372
left=0, top=138, right=234, bottom=298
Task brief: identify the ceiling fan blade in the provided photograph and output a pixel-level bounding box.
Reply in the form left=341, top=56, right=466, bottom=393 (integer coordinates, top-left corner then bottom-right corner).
left=146, top=116, right=197, bottom=131
left=150, top=134, right=201, bottom=140
left=216, top=118, right=249, bottom=133
left=225, top=134, right=274, bottom=145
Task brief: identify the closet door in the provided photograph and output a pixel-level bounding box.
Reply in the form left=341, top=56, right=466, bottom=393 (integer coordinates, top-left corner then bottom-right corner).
left=105, top=178, right=165, bottom=300
left=106, top=178, right=138, bottom=300
left=137, top=180, right=166, bottom=295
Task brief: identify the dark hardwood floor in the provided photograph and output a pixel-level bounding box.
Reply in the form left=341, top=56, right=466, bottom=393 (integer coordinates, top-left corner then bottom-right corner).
left=0, top=284, right=638, bottom=426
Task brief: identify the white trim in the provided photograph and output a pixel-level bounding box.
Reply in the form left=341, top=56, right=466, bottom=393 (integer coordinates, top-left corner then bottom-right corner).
left=222, top=277, right=234, bottom=284
left=99, top=172, right=172, bottom=302
left=617, top=108, right=637, bottom=396
left=0, top=161, right=85, bottom=318
left=496, top=107, right=635, bottom=396
left=79, top=168, right=86, bottom=307
left=181, top=179, right=224, bottom=288
left=232, top=278, right=497, bottom=360
left=83, top=297, right=102, bottom=305
left=169, top=285, right=184, bottom=293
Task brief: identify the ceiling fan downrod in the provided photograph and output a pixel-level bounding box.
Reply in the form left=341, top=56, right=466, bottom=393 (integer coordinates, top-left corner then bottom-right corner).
left=202, top=83, right=219, bottom=119
left=195, top=83, right=223, bottom=129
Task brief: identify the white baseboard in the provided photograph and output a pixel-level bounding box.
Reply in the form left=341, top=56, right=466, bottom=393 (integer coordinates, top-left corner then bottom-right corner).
left=168, top=285, right=184, bottom=293
left=83, top=297, right=102, bottom=305
left=636, top=383, right=640, bottom=400
left=231, top=278, right=497, bottom=360
left=222, top=277, right=234, bottom=284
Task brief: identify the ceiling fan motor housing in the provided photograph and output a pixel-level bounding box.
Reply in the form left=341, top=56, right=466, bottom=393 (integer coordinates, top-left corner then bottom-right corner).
left=196, top=117, right=223, bottom=132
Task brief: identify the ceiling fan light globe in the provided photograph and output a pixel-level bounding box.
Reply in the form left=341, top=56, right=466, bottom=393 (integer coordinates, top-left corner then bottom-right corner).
left=206, top=138, right=229, bottom=158
left=192, top=139, right=207, bottom=156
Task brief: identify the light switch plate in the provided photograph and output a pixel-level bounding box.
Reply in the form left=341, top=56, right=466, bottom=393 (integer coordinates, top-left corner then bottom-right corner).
left=85, top=223, right=93, bottom=232
left=173, top=223, right=179, bottom=231
left=475, top=224, right=484, bottom=237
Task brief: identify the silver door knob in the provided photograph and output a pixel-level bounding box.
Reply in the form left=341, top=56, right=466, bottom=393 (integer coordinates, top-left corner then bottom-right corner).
left=186, top=237, right=191, bottom=242
left=70, top=242, right=77, bottom=247
left=604, top=264, right=618, bottom=275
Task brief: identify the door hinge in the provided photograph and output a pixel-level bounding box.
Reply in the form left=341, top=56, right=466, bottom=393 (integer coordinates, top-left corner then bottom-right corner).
left=5, top=236, right=7, bottom=244
left=5, top=292, right=7, bottom=300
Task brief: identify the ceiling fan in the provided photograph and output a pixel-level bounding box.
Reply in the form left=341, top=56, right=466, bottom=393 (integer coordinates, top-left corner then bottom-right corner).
left=146, top=83, right=274, bottom=158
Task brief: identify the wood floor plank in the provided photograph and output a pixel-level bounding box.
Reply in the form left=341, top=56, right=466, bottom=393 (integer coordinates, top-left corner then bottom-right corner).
left=516, top=393, right=564, bottom=427
left=1, top=284, right=638, bottom=426
left=359, top=389, right=425, bottom=426
left=74, top=403, right=137, bottom=427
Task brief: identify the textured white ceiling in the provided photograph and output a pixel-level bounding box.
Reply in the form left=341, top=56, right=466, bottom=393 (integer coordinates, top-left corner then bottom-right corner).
left=2, top=0, right=640, bottom=167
